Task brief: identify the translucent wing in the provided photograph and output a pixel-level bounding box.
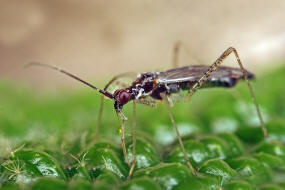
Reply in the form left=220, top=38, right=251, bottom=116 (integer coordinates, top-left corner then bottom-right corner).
left=157, top=65, right=254, bottom=87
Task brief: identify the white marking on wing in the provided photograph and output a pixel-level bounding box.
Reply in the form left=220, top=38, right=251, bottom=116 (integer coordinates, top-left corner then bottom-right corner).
left=157, top=76, right=196, bottom=83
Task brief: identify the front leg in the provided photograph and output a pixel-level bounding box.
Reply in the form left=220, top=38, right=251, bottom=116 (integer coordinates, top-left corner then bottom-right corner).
left=128, top=100, right=137, bottom=179
left=96, top=72, right=136, bottom=137
left=116, top=111, right=131, bottom=167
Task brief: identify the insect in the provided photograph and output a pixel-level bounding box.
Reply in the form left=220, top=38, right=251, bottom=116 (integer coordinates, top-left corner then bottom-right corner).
left=27, top=44, right=267, bottom=179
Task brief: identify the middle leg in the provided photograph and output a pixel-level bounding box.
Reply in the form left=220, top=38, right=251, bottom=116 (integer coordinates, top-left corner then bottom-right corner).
left=160, top=93, right=197, bottom=176
left=116, top=111, right=131, bottom=167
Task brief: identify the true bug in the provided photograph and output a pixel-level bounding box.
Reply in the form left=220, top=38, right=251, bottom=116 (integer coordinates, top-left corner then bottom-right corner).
left=27, top=44, right=267, bottom=179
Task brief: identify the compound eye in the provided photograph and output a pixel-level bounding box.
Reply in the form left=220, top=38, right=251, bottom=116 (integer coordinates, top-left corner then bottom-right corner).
left=118, top=90, right=130, bottom=105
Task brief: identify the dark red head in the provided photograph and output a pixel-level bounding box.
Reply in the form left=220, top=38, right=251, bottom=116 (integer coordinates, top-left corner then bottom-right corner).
left=113, top=89, right=131, bottom=110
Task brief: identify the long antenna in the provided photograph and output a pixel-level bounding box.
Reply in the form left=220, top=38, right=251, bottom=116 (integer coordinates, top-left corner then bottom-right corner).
left=25, top=62, right=114, bottom=99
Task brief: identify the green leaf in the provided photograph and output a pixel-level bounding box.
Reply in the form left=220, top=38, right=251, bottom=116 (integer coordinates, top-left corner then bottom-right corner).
left=236, top=126, right=264, bottom=144
left=223, top=180, right=257, bottom=190
left=266, top=119, right=285, bottom=143
left=3, top=150, right=66, bottom=184
left=83, top=146, right=128, bottom=179
left=69, top=178, right=93, bottom=190
left=254, top=141, right=285, bottom=161
left=30, top=177, right=66, bottom=190
left=199, top=136, right=231, bottom=160
left=166, top=139, right=210, bottom=168
left=196, top=174, right=221, bottom=190
left=253, top=152, right=285, bottom=171
left=95, top=169, right=120, bottom=185
left=218, top=133, right=244, bottom=158
left=228, top=156, right=272, bottom=185
left=119, top=177, right=162, bottom=190
left=260, top=184, right=284, bottom=190
left=126, top=137, right=160, bottom=170
left=199, top=158, right=238, bottom=185
left=134, top=163, right=194, bottom=190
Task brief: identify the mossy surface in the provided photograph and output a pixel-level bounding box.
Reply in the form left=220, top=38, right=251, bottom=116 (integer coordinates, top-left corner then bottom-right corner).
left=1, top=66, right=285, bottom=189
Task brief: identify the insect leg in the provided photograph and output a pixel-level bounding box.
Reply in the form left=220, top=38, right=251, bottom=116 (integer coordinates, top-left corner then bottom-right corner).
left=128, top=100, right=137, bottom=179
left=96, top=72, right=136, bottom=137
left=160, top=93, right=197, bottom=176
left=185, top=47, right=267, bottom=137
left=172, top=41, right=181, bottom=68
left=172, top=41, right=202, bottom=68
left=116, top=111, right=131, bottom=167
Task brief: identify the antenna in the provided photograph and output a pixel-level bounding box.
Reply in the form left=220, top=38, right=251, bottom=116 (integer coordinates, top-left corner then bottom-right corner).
left=25, top=62, right=114, bottom=99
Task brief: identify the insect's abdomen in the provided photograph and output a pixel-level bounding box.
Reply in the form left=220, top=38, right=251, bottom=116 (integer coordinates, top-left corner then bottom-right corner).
left=150, top=84, right=167, bottom=100
left=201, top=77, right=239, bottom=88
left=150, top=82, right=189, bottom=100
left=150, top=72, right=253, bottom=100
left=180, top=75, right=252, bottom=90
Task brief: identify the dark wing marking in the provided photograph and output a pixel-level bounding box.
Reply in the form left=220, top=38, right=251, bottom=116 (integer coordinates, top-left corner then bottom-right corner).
left=157, top=65, right=255, bottom=87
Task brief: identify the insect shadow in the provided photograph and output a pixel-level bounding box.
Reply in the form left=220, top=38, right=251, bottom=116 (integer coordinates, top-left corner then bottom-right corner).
left=26, top=42, right=267, bottom=179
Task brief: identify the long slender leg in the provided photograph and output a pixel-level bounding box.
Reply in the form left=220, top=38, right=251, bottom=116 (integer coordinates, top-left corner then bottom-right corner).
left=161, top=93, right=197, bottom=176
left=172, top=41, right=202, bottom=68
left=116, top=111, right=131, bottom=167
left=96, top=72, right=136, bottom=137
left=128, top=101, right=137, bottom=179
left=97, top=74, right=136, bottom=175
left=96, top=96, right=105, bottom=137
left=185, top=47, right=267, bottom=137
left=172, top=41, right=181, bottom=68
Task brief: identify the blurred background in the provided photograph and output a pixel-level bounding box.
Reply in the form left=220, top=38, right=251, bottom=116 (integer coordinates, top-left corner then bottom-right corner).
left=0, top=0, right=285, bottom=88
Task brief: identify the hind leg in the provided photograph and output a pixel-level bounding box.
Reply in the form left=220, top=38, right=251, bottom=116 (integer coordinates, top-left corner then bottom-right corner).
left=185, top=47, right=267, bottom=137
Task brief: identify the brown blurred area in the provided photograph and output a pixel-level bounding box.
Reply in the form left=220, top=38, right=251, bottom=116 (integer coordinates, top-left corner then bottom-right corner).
left=1, top=0, right=285, bottom=88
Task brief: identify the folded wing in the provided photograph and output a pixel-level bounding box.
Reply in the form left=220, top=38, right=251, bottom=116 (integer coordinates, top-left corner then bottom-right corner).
left=157, top=65, right=255, bottom=88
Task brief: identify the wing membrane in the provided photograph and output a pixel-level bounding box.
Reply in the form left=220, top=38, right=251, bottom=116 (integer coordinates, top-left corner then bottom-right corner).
left=157, top=65, right=254, bottom=84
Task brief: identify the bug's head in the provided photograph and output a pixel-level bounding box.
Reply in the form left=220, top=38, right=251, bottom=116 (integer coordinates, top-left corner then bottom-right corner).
left=113, top=89, right=131, bottom=110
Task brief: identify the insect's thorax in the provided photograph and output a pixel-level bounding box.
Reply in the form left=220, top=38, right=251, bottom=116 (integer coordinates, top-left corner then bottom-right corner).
left=125, top=72, right=194, bottom=101
left=126, top=72, right=158, bottom=100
